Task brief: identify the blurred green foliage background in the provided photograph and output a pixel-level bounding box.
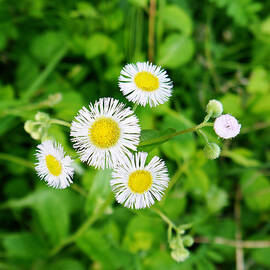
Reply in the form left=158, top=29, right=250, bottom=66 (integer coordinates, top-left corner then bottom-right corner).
left=1, top=0, right=270, bottom=269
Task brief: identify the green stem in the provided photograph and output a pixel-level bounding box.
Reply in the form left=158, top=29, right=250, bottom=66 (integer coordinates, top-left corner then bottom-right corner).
left=139, top=122, right=213, bottom=147
left=22, top=45, right=69, bottom=100
left=197, top=129, right=209, bottom=144
left=152, top=207, right=178, bottom=231
left=71, top=184, right=88, bottom=198
left=50, top=193, right=114, bottom=257
left=203, top=111, right=212, bottom=122
left=0, top=153, right=34, bottom=169
left=162, top=163, right=187, bottom=201
left=50, top=119, right=71, bottom=127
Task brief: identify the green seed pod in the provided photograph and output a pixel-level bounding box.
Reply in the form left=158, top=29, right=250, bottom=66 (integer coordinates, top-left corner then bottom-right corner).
left=183, top=235, right=194, bottom=247
left=204, top=143, right=220, bottom=160
left=206, top=99, right=223, bottom=118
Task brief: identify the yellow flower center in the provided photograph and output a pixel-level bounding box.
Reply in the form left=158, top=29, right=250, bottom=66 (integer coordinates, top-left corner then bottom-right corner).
left=45, top=154, right=62, bottom=176
left=128, top=170, right=153, bottom=194
left=134, top=71, right=159, bottom=91
left=89, top=117, right=120, bottom=148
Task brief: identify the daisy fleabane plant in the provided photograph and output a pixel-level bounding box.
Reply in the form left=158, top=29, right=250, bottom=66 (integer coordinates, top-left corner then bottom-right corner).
left=110, top=152, right=170, bottom=209
left=70, top=97, right=141, bottom=169
left=35, top=140, right=74, bottom=189
left=119, top=61, right=173, bottom=107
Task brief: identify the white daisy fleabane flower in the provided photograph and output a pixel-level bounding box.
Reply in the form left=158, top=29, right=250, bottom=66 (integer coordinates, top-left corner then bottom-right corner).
left=35, top=140, right=74, bottom=189
left=110, top=152, right=170, bottom=209
left=70, top=98, right=141, bottom=169
left=214, top=114, right=241, bottom=139
left=119, top=62, right=173, bottom=107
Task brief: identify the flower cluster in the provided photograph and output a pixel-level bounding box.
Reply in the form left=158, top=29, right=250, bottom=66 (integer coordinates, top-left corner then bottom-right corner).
left=31, top=62, right=241, bottom=210
left=34, top=62, right=172, bottom=209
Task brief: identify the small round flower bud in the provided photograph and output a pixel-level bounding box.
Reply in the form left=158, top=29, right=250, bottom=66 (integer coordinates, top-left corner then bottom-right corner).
left=169, top=237, right=179, bottom=250
left=35, top=112, right=50, bottom=122
left=204, top=143, right=221, bottom=160
left=206, top=99, right=223, bottom=118
left=182, top=235, right=194, bottom=247
left=24, top=120, right=35, bottom=133
left=31, top=131, right=41, bottom=140
left=214, top=114, right=241, bottom=139
left=171, top=248, right=189, bottom=263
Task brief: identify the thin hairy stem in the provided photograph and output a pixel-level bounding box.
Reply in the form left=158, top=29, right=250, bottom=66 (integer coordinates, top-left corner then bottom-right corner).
left=152, top=207, right=178, bottom=231
left=139, top=122, right=213, bottom=147
left=50, top=119, right=71, bottom=127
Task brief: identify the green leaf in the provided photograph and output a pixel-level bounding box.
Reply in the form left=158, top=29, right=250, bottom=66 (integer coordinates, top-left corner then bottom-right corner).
left=34, top=190, right=71, bottom=244
left=85, top=33, right=111, bottom=59
left=261, top=16, right=270, bottom=35
left=247, top=66, right=270, bottom=94
left=220, top=93, right=243, bottom=118
left=123, top=215, right=164, bottom=253
left=186, top=169, right=209, bottom=197
left=0, top=84, right=14, bottom=101
left=162, top=5, right=193, bottom=35
left=249, top=93, right=270, bottom=114
left=76, top=228, right=131, bottom=270
left=138, top=128, right=176, bottom=152
left=222, top=148, right=260, bottom=167
left=157, top=34, right=194, bottom=68
left=47, top=258, right=85, bottom=270
left=160, top=190, right=186, bottom=220
left=31, top=31, right=67, bottom=64
left=54, top=91, right=84, bottom=121
left=241, top=171, right=270, bottom=211
left=128, top=0, right=148, bottom=8
left=2, top=232, right=48, bottom=260
left=160, top=115, right=196, bottom=160
left=206, top=186, right=228, bottom=213
left=252, top=248, right=270, bottom=267
left=71, top=2, right=98, bottom=18
left=85, top=169, right=112, bottom=215
left=3, top=187, right=81, bottom=245
left=143, top=250, right=182, bottom=270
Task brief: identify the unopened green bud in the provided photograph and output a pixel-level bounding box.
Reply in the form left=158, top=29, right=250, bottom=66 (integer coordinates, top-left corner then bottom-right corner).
left=204, top=143, right=220, bottom=160
left=35, top=111, right=50, bottom=122
left=171, top=248, right=189, bottom=263
left=183, top=235, right=194, bottom=247
left=169, top=237, right=179, bottom=250
left=24, top=120, right=35, bottom=133
left=31, top=131, right=41, bottom=140
left=206, top=99, right=223, bottom=118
